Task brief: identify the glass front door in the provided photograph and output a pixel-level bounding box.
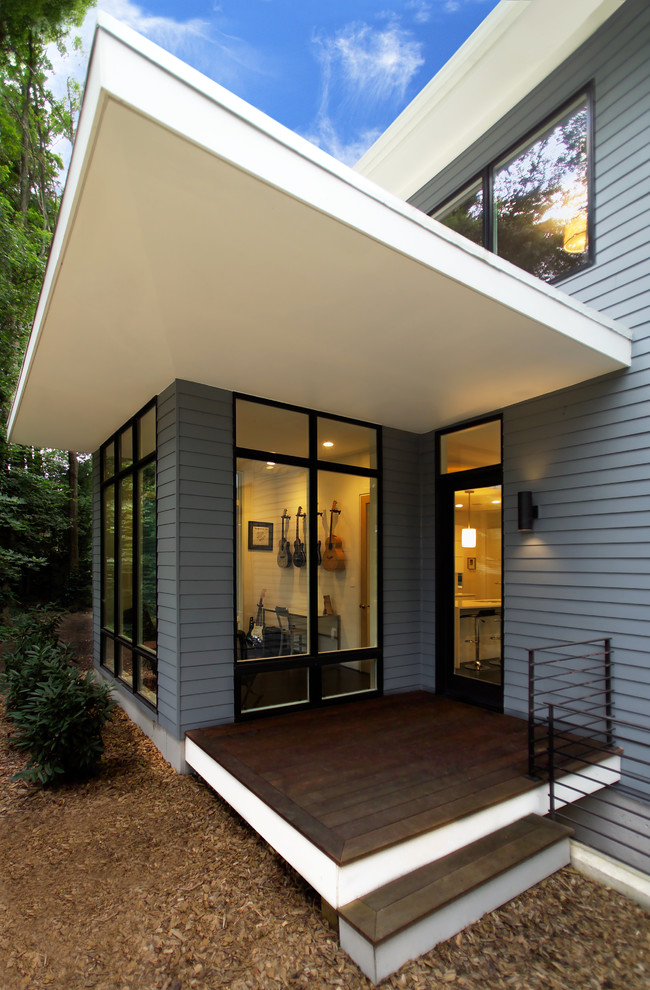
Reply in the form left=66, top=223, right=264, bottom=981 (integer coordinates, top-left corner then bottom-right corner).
left=437, top=419, right=503, bottom=709
left=453, top=485, right=502, bottom=688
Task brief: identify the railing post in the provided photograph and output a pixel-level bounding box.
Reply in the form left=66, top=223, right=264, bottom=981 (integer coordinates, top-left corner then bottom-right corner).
left=528, top=647, right=536, bottom=776
left=548, top=703, right=555, bottom=819
left=604, top=637, right=613, bottom=748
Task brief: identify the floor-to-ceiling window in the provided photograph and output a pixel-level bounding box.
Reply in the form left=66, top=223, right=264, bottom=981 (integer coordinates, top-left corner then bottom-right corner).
left=235, top=397, right=381, bottom=716
left=100, top=401, right=157, bottom=707
left=437, top=418, right=503, bottom=709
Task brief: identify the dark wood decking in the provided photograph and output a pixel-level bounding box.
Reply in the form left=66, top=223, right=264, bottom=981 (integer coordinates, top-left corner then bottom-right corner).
left=186, top=692, right=540, bottom=865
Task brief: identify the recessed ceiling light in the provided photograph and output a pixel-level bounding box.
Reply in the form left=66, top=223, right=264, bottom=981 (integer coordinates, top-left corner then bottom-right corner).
left=455, top=503, right=463, bottom=508
left=322, top=441, right=334, bottom=448
left=266, top=462, right=275, bottom=469
left=492, top=499, right=501, bottom=504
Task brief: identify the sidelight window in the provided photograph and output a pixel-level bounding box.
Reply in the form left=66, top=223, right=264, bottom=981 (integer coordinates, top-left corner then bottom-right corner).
left=100, top=400, right=157, bottom=707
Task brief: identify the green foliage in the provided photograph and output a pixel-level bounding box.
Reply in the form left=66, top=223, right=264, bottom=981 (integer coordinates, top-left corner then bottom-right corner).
left=1, top=608, right=115, bottom=785
left=0, top=604, right=61, bottom=653
left=10, top=665, right=115, bottom=785
left=0, top=3, right=96, bottom=608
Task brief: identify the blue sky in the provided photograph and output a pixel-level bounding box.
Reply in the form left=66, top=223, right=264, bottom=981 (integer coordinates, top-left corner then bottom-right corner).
left=52, top=0, right=501, bottom=166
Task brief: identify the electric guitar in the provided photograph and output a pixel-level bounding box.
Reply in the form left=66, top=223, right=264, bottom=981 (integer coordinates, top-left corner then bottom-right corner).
left=250, top=589, right=266, bottom=645
left=277, top=509, right=292, bottom=568
left=322, top=501, right=345, bottom=571
left=293, top=506, right=306, bottom=567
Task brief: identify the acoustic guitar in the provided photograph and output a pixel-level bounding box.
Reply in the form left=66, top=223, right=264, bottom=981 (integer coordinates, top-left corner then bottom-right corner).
left=293, top=506, right=306, bottom=567
left=277, top=509, right=292, bottom=568
left=322, top=500, right=345, bottom=571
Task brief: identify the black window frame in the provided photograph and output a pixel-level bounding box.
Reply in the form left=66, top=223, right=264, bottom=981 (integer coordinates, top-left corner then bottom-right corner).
left=233, top=393, right=383, bottom=720
left=100, top=398, right=158, bottom=710
left=435, top=414, right=504, bottom=711
left=432, top=87, right=595, bottom=285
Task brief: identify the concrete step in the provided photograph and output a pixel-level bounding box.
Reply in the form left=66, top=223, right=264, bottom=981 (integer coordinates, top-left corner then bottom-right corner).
left=338, top=814, right=572, bottom=984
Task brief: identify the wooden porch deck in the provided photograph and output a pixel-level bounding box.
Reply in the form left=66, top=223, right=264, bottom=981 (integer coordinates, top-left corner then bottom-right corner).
left=186, top=692, right=540, bottom=866
left=186, top=690, right=620, bottom=981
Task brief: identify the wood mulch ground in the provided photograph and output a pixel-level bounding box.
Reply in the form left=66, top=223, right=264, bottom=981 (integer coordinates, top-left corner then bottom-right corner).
left=1, top=614, right=648, bottom=990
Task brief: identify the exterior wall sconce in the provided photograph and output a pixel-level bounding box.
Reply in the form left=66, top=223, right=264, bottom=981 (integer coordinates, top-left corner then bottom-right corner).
left=518, top=490, right=539, bottom=531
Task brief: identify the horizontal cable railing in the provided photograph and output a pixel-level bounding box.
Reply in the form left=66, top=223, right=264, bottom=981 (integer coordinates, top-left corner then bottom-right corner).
left=529, top=637, right=650, bottom=875
left=528, top=637, right=612, bottom=777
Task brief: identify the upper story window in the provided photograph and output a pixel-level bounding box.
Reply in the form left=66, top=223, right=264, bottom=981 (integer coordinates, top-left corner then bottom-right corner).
left=434, top=92, right=592, bottom=283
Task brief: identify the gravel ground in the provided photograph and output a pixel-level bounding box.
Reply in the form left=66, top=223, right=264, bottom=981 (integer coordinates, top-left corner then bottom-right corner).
left=0, top=614, right=648, bottom=990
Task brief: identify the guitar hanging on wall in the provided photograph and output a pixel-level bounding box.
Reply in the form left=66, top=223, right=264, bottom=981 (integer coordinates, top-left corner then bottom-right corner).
left=277, top=509, right=292, bottom=568
left=322, top=500, right=345, bottom=571
left=293, top=506, right=306, bottom=568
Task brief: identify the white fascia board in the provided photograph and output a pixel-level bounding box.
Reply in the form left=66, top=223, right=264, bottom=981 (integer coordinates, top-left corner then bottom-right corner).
left=355, top=0, right=627, bottom=200
left=83, top=17, right=634, bottom=358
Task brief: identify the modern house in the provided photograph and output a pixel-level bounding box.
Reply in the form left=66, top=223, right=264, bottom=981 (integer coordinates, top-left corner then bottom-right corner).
left=8, top=0, right=649, bottom=979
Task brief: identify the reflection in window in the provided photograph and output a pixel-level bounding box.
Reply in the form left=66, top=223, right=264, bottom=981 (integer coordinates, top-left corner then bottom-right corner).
left=434, top=95, right=590, bottom=283
left=239, top=668, right=309, bottom=713
left=494, top=101, right=589, bottom=281
left=102, top=486, right=115, bottom=630
left=101, top=402, right=157, bottom=707
left=434, top=179, right=483, bottom=247
left=139, top=462, right=157, bottom=652
left=119, top=476, right=133, bottom=640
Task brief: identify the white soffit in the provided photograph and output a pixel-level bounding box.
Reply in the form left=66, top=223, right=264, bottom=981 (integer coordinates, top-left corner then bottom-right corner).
left=355, top=0, right=627, bottom=200
left=8, top=14, right=631, bottom=453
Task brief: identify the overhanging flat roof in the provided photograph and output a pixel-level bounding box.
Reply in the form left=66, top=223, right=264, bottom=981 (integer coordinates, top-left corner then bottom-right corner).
left=8, top=14, right=631, bottom=453
left=355, top=0, right=627, bottom=200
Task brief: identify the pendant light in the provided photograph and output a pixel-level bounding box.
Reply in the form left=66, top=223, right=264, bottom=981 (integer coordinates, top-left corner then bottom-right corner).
left=462, top=490, right=476, bottom=548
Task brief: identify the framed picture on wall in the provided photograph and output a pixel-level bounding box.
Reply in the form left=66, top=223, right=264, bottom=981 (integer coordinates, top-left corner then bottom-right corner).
left=248, top=521, right=273, bottom=552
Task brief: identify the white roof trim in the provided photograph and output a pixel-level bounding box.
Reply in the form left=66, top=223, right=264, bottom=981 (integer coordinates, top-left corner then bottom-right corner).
left=8, top=15, right=631, bottom=452
left=354, top=0, right=627, bottom=200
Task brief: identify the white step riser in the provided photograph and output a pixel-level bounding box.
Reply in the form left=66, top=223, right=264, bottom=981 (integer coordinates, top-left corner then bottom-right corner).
left=339, top=837, right=571, bottom=985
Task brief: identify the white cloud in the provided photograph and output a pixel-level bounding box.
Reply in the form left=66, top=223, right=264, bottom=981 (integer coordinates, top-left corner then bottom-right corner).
left=406, top=1, right=432, bottom=24
left=314, top=22, right=424, bottom=107
left=307, top=19, right=423, bottom=164
left=304, top=116, right=382, bottom=167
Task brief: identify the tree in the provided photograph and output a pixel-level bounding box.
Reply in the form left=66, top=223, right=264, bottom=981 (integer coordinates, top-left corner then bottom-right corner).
left=0, top=1, right=95, bottom=608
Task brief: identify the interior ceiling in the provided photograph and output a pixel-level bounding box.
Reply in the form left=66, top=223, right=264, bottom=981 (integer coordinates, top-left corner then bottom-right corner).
left=9, top=77, right=631, bottom=453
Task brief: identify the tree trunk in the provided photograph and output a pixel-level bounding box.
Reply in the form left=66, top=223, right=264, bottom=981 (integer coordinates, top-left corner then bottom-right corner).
left=18, top=31, right=34, bottom=216
left=68, top=450, right=79, bottom=571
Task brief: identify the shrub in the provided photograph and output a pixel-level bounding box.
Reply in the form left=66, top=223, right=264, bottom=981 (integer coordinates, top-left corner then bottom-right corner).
left=1, top=608, right=115, bottom=786
left=0, top=606, right=62, bottom=657
left=2, top=639, right=69, bottom=714
left=10, top=666, right=115, bottom=785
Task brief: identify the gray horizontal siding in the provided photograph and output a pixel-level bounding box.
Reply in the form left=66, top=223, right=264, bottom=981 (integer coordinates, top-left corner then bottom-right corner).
left=409, top=0, right=650, bottom=721
left=155, top=379, right=234, bottom=737
left=382, top=427, right=424, bottom=692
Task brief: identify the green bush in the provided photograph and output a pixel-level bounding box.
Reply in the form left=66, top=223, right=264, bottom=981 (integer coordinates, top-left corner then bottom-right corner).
left=2, top=639, right=68, bottom=714
left=10, top=665, right=115, bottom=785
left=1, top=608, right=115, bottom=786
left=0, top=606, right=62, bottom=656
